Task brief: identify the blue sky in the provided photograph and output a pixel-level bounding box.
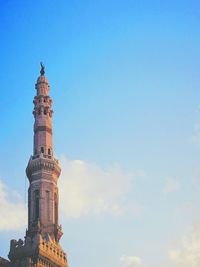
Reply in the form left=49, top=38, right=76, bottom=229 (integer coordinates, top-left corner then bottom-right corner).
left=0, top=1, right=200, bottom=267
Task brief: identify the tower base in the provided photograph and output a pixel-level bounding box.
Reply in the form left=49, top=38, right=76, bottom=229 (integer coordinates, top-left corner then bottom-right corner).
left=7, top=233, right=68, bottom=267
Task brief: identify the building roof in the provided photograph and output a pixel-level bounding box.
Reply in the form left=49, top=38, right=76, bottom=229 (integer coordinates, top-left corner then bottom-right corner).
left=0, top=257, right=9, bottom=266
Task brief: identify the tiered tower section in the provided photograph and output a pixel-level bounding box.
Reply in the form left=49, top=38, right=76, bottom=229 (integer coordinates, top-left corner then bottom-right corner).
left=8, top=65, right=68, bottom=267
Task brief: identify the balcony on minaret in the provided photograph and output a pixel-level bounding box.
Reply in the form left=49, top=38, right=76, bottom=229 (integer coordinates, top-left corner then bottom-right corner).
left=26, top=155, right=61, bottom=183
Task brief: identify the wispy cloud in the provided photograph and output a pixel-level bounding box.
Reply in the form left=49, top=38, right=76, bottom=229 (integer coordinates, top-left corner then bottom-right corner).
left=163, top=177, right=180, bottom=194
left=0, top=180, right=26, bottom=231
left=59, top=156, right=141, bottom=218
left=120, top=255, right=146, bottom=267
left=169, top=223, right=200, bottom=267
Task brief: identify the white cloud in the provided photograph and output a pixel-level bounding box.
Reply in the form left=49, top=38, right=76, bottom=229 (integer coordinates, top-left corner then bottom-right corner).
left=120, top=255, right=146, bottom=267
left=59, top=156, right=140, bottom=218
left=0, top=180, right=27, bottom=231
left=169, top=223, right=200, bottom=267
left=163, top=177, right=180, bottom=194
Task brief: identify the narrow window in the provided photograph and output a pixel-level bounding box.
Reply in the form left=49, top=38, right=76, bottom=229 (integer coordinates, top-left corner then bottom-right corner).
left=34, top=190, right=39, bottom=221
left=41, top=147, right=44, bottom=153
left=46, top=191, right=50, bottom=221
left=54, top=193, right=58, bottom=225
left=48, top=148, right=51, bottom=155
left=44, top=109, right=47, bottom=115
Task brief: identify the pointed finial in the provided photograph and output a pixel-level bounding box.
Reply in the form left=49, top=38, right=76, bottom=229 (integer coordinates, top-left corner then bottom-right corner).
left=40, top=62, right=45, bottom=76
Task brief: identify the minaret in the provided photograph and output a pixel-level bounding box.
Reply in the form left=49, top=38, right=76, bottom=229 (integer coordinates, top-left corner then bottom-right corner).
left=8, top=64, right=68, bottom=267
left=26, top=63, right=62, bottom=242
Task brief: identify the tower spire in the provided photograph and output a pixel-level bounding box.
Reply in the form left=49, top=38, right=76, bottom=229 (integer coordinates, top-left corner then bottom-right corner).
left=40, top=62, right=45, bottom=76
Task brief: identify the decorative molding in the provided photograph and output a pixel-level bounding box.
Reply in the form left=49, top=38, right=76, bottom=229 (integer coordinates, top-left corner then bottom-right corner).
left=26, top=157, right=61, bottom=181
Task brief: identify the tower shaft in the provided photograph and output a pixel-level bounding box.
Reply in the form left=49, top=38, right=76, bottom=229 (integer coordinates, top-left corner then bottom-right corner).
left=26, top=73, right=62, bottom=242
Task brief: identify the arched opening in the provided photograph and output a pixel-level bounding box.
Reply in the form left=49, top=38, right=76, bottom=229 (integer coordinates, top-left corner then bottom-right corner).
left=41, top=147, right=44, bottom=154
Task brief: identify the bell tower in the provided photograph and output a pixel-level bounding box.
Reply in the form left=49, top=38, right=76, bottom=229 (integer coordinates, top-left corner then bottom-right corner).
left=7, top=64, right=68, bottom=267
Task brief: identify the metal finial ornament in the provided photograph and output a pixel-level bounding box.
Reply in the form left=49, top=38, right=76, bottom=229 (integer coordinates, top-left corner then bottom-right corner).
left=40, top=62, right=45, bottom=76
